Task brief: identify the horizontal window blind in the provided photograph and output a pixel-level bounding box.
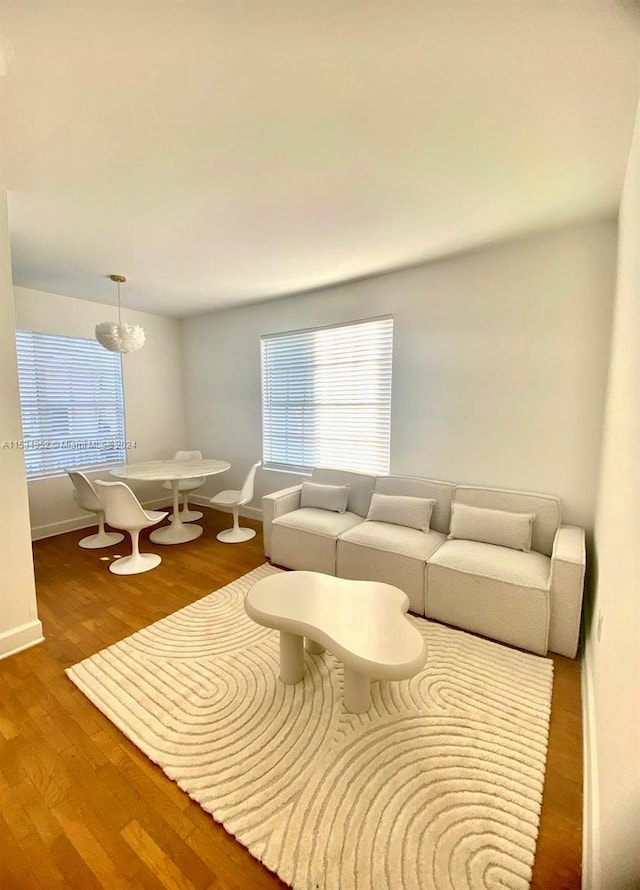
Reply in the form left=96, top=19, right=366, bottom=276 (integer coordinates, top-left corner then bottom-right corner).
left=261, top=316, right=393, bottom=475
left=15, top=330, right=126, bottom=479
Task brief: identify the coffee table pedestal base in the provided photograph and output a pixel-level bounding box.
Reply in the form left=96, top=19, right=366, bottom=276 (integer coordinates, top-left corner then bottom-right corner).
left=246, top=572, right=427, bottom=718
left=343, top=666, right=371, bottom=714
left=280, top=632, right=304, bottom=684
left=278, top=631, right=370, bottom=713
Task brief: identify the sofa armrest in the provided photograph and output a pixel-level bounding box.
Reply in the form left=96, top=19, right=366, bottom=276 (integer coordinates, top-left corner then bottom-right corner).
left=262, top=485, right=303, bottom=557
left=549, top=525, right=586, bottom=658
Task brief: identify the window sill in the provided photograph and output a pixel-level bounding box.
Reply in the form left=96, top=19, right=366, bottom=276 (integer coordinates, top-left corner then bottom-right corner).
left=262, top=465, right=313, bottom=477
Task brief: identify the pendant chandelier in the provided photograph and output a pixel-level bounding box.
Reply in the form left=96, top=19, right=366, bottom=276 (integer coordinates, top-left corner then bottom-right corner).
left=95, top=274, right=145, bottom=353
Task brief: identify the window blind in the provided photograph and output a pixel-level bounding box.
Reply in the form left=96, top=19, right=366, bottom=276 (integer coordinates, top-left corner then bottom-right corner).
left=14, top=330, right=126, bottom=479
left=261, top=316, right=393, bottom=475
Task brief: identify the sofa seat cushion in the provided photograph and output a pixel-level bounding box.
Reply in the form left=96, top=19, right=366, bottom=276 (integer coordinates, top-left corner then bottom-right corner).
left=270, top=509, right=364, bottom=575
left=426, top=540, right=551, bottom=655
left=429, top=539, right=551, bottom=589
left=273, top=508, right=363, bottom=538
left=336, top=522, right=446, bottom=617
left=340, top=520, right=445, bottom=560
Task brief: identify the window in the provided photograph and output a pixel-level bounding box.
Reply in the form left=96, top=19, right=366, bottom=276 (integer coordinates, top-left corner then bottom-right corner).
left=15, top=330, right=126, bottom=479
left=261, top=316, right=393, bottom=475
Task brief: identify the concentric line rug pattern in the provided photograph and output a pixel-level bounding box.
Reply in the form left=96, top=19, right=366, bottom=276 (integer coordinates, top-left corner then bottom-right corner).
left=67, top=564, right=554, bottom=890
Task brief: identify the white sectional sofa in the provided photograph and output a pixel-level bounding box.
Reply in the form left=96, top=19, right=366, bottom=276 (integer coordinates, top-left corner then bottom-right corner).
left=262, top=468, right=586, bottom=658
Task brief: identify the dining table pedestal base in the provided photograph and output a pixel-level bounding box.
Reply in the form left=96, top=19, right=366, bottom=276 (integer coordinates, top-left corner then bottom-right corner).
left=150, top=523, right=203, bottom=545
left=181, top=508, right=204, bottom=522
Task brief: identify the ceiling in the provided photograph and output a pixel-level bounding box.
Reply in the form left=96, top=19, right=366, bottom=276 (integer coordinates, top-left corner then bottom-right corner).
left=1, top=1, right=639, bottom=318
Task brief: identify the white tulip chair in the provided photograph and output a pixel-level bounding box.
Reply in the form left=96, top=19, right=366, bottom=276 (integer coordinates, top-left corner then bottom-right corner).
left=94, top=480, right=168, bottom=575
left=66, top=470, right=124, bottom=549
left=210, top=461, right=261, bottom=543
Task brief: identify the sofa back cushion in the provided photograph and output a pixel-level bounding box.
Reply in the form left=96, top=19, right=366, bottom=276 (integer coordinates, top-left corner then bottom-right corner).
left=300, top=481, right=349, bottom=513
left=453, top=485, right=560, bottom=556
left=367, top=492, right=436, bottom=532
left=311, top=468, right=376, bottom=518
left=448, top=502, right=535, bottom=552
left=374, top=476, right=455, bottom=535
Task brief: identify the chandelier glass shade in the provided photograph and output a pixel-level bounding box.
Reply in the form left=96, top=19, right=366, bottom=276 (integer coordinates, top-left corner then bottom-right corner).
left=95, top=275, right=145, bottom=353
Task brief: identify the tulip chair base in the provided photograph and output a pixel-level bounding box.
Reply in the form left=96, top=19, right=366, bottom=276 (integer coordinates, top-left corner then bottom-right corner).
left=79, top=530, right=124, bottom=549
left=216, top=527, right=256, bottom=544
left=109, top=552, right=162, bottom=575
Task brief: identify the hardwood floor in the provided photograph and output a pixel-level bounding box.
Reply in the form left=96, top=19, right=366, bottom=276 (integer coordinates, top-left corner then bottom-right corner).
left=1, top=509, right=582, bottom=889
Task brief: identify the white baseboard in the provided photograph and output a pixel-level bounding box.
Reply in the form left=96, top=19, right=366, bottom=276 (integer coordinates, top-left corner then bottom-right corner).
left=31, top=498, right=174, bottom=541
left=582, top=638, right=600, bottom=890
left=32, top=515, right=96, bottom=541
left=31, top=499, right=261, bottom=542
left=0, top=619, right=44, bottom=661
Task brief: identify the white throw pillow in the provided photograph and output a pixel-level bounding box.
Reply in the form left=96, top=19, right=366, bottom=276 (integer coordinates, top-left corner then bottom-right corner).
left=448, top=502, right=535, bottom=552
left=366, top=492, right=436, bottom=532
left=300, top=481, right=350, bottom=513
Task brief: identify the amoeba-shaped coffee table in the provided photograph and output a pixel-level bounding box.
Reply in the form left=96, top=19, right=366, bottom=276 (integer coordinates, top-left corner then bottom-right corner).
left=245, top=571, right=427, bottom=713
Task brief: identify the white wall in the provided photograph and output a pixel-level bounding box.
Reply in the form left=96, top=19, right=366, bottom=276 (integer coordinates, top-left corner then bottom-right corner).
left=14, top=287, right=186, bottom=538
left=0, top=193, right=43, bottom=658
left=585, top=105, right=640, bottom=889
left=182, top=220, right=616, bottom=533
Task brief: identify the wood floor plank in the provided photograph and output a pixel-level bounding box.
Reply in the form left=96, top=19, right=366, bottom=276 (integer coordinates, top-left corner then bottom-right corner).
left=184, top=823, right=279, bottom=890
left=0, top=814, right=65, bottom=890
left=53, top=806, right=137, bottom=890
left=49, top=831, right=106, bottom=890
left=0, top=713, right=19, bottom=741
left=13, top=778, right=67, bottom=848
left=0, top=507, right=582, bottom=889
left=98, top=757, right=199, bottom=844
left=1, top=783, right=33, bottom=841
left=121, top=819, right=200, bottom=890
left=18, top=828, right=68, bottom=888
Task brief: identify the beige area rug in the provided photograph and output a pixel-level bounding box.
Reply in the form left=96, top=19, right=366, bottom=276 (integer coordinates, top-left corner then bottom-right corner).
left=67, top=564, right=554, bottom=890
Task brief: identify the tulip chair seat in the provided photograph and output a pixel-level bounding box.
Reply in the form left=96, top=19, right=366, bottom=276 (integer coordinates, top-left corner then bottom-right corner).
left=95, top=480, right=168, bottom=575
left=210, top=461, right=261, bottom=543
left=66, top=470, right=124, bottom=549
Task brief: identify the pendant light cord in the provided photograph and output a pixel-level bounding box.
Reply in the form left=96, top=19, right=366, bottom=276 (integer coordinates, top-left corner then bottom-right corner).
left=117, top=280, right=122, bottom=325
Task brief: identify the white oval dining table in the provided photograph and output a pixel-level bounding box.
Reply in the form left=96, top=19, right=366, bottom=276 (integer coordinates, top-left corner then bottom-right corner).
left=111, top=458, right=230, bottom=544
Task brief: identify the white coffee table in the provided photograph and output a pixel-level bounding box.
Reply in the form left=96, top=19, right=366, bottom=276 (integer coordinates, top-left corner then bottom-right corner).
left=245, top=571, right=427, bottom=713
